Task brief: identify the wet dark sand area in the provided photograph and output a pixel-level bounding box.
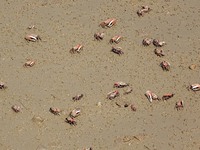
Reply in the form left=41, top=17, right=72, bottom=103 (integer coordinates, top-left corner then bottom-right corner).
left=0, top=0, right=200, bottom=149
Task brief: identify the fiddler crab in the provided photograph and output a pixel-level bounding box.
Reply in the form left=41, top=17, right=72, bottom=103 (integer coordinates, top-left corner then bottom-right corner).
left=111, top=47, right=124, bottom=55
left=49, top=107, right=61, bottom=115
left=162, top=93, right=174, bottom=100
left=154, top=48, right=165, bottom=57
left=70, top=44, right=84, bottom=53
left=175, top=100, right=184, bottom=110
left=100, top=18, right=117, bottom=28
left=0, top=82, right=7, bottom=89
left=145, top=90, right=160, bottom=103
left=70, top=108, right=81, bottom=118
left=25, top=34, right=41, bottom=42
left=113, top=82, right=129, bottom=88
left=12, top=105, right=21, bottom=113
left=153, top=39, right=166, bottom=47
left=72, top=94, right=84, bottom=101
left=107, top=90, right=120, bottom=100
left=188, top=84, right=200, bottom=91
left=110, top=35, right=123, bottom=44
left=23, top=60, right=35, bottom=67
left=94, top=32, right=105, bottom=40
left=142, top=38, right=152, bottom=46
left=160, top=61, right=170, bottom=71
left=66, top=116, right=77, bottom=126
left=123, top=87, right=133, bottom=95
left=137, top=5, right=151, bottom=17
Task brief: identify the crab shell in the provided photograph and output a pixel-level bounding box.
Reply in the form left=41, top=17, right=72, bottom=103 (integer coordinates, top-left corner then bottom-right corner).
left=175, top=100, right=184, bottom=110
left=153, top=39, right=166, bottom=47
left=25, top=34, right=41, bottom=42
left=190, top=84, right=200, bottom=91
left=123, top=87, right=133, bottom=95
left=145, top=90, right=160, bottom=102
left=0, top=82, right=7, bottom=89
left=100, top=18, right=116, bottom=28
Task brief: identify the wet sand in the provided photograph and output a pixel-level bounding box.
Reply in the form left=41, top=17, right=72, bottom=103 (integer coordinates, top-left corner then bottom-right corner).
left=0, top=0, right=200, bottom=149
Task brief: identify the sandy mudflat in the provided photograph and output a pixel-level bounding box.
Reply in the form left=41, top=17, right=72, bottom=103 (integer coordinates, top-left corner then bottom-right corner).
left=0, top=0, right=200, bottom=149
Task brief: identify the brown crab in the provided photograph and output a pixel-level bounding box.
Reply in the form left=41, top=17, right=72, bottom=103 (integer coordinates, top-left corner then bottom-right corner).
left=111, top=47, right=124, bottom=55
left=142, top=38, right=152, bottom=46
left=160, top=61, right=170, bottom=71
left=25, top=34, right=41, bottom=42
left=70, top=44, right=84, bottom=53
left=0, top=82, right=7, bottom=89
left=162, top=93, right=174, bottom=100
left=49, top=107, right=61, bottom=115
left=66, top=116, right=77, bottom=126
left=145, top=90, right=160, bottom=103
left=175, top=100, right=184, bottom=110
left=94, top=32, right=105, bottom=40
left=107, top=90, right=120, bottom=100
left=130, top=103, right=137, bottom=111
left=23, top=60, right=35, bottom=67
left=113, top=82, right=129, bottom=88
left=137, top=6, right=151, bottom=17
left=100, top=18, right=116, bottom=28
left=154, top=48, right=165, bottom=57
left=188, top=84, right=200, bottom=91
left=70, top=108, right=81, bottom=118
left=72, top=94, right=84, bottom=101
left=12, top=105, right=21, bottom=113
left=110, top=35, right=123, bottom=44
left=153, top=39, right=166, bottom=47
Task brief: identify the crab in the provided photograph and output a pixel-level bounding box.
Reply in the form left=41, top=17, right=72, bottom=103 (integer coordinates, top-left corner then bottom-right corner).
left=162, top=93, right=174, bottom=100
left=0, top=82, right=7, bottom=89
left=123, top=87, right=133, bottom=95
left=23, top=60, right=35, bottom=67
left=110, top=35, right=123, bottom=44
left=66, top=116, right=77, bottom=126
left=72, top=94, right=84, bottom=101
left=107, top=90, right=120, bottom=100
left=175, top=100, right=184, bottom=110
left=70, top=108, right=81, bottom=118
left=160, top=61, right=170, bottom=71
left=189, top=84, right=200, bottom=91
left=100, top=18, right=116, bottom=28
left=70, top=44, right=83, bottom=53
left=142, top=38, right=152, bottom=46
left=153, top=39, right=166, bottom=47
left=137, top=5, right=151, bottom=16
left=94, top=32, right=105, bottom=40
left=113, top=82, right=129, bottom=88
left=154, top=48, right=165, bottom=57
left=145, top=90, right=160, bottom=103
left=111, top=47, right=124, bottom=55
left=25, top=34, right=41, bottom=42
left=12, top=105, right=21, bottom=113
left=49, top=107, right=61, bottom=115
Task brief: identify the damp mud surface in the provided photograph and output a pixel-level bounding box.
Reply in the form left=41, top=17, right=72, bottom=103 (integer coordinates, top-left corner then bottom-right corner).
left=0, top=0, right=200, bottom=149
